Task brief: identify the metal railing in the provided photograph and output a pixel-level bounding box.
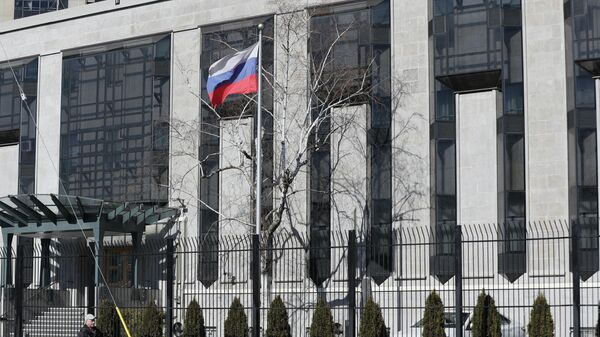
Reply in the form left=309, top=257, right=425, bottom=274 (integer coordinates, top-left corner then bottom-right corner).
left=0, top=220, right=597, bottom=337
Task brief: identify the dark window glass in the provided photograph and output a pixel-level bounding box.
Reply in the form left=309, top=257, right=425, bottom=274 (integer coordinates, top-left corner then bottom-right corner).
left=198, top=19, right=274, bottom=286
left=0, top=59, right=38, bottom=195
left=506, top=191, right=525, bottom=219
left=579, top=217, right=599, bottom=250
left=572, top=0, right=600, bottom=61
left=577, top=128, right=597, bottom=187
left=575, top=67, right=596, bottom=108
left=434, top=222, right=455, bottom=256
left=567, top=0, right=600, bottom=262
left=60, top=37, right=170, bottom=204
left=310, top=0, right=392, bottom=284
left=431, top=0, right=524, bottom=228
left=504, top=219, right=525, bottom=253
left=503, top=27, right=524, bottom=114
left=14, top=0, right=67, bottom=19
left=436, top=195, right=456, bottom=224
left=505, top=134, right=525, bottom=191
left=436, top=140, right=456, bottom=195
left=579, top=186, right=598, bottom=218
left=435, top=84, right=455, bottom=120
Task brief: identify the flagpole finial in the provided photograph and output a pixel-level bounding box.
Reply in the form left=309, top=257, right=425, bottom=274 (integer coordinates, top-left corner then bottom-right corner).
left=258, top=23, right=264, bottom=31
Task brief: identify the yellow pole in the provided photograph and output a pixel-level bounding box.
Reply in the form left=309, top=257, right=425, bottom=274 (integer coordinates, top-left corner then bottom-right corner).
left=116, top=306, right=133, bottom=337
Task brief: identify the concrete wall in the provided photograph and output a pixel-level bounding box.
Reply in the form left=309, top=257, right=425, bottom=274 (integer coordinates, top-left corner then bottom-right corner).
left=170, top=28, right=201, bottom=237
left=0, top=145, right=19, bottom=196
left=35, top=53, right=62, bottom=195
left=331, top=105, right=367, bottom=232
left=219, top=118, right=253, bottom=235
left=392, top=0, right=430, bottom=228
left=523, top=0, right=569, bottom=221
left=456, top=91, right=499, bottom=225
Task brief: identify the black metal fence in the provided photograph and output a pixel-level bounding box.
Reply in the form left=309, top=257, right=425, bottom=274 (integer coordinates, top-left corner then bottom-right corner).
left=0, top=220, right=598, bottom=337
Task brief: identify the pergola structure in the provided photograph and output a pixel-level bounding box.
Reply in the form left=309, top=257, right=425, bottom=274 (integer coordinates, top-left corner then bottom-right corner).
left=0, top=194, right=180, bottom=287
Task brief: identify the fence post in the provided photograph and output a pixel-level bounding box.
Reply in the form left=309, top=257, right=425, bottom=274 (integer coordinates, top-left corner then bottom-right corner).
left=166, top=238, right=175, bottom=337
left=454, top=225, right=462, bottom=337
left=571, top=221, right=581, bottom=337
left=347, top=230, right=356, bottom=337
left=14, top=244, right=23, bottom=337
left=252, top=234, right=260, bottom=337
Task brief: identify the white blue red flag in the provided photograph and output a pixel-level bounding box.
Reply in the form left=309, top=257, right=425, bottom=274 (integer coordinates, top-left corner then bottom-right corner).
left=207, top=42, right=259, bottom=108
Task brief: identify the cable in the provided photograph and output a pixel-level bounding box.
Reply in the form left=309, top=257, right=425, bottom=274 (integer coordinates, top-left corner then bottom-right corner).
left=0, top=38, right=131, bottom=334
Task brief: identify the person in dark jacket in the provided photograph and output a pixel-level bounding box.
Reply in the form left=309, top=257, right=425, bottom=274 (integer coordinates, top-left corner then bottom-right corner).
left=77, top=313, right=103, bottom=337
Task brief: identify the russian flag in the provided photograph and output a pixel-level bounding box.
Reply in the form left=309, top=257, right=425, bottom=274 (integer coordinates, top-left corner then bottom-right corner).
left=207, top=42, right=259, bottom=108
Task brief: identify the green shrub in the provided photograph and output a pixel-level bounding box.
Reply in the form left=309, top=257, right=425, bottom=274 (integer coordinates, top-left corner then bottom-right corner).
left=422, top=290, right=446, bottom=337
left=471, top=291, right=501, bottom=337
left=138, top=301, right=164, bottom=337
left=123, top=308, right=143, bottom=337
left=184, top=299, right=206, bottom=337
left=224, top=298, right=249, bottom=337
left=359, top=298, right=387, bottom=337
left=528, top=294, right=554, bottom=337
left=97, top=299, right=120, bottom=337
left=310, top=297, right=335, bottom=337
left=266, top=296, right=291, bottom=337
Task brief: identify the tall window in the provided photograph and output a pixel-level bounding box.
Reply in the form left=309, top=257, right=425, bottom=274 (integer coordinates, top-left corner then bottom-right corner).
left=0, top=58, right=37, bottom=286
left=565, top=0, right=600, bottom=280
left=309, top=0, right=392, bottom=286
left=60, top=36, right=171, bottom=204
left=198, top=19, right=274, bottom=287
left=0, top=59, right=37, bottom=195
left=430, top=0, right=525, bottom=283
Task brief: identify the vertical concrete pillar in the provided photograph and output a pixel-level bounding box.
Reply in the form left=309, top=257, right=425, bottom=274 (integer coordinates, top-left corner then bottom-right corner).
left=170, top=28, right=201, bottom=237
left=36, top=53, right=63, bottom=195
left=331, top=105, right=368, bottom=232
left=393, top=0, right=430, bottom=229
left=456, top=91, right=499, bottom=224
left=0, top=0, right=14, bottom=23
left=523, top=0, right=568, bottom=220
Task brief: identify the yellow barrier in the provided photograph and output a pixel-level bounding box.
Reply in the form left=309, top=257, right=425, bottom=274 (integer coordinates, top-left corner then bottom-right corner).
left=116, top=306, right=133, bottom=337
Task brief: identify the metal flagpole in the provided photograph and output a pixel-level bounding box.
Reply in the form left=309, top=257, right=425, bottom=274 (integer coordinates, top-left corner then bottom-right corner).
left=255, top=23, right=264, bottom=236
left=252, top=23, right=264, bottom=337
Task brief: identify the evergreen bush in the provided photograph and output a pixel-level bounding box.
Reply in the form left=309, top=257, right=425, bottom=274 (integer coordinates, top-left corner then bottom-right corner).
left=184, top=299, right=206, bottom=337
left=97, top=299, right=119, bottom=337
left=224, top=297, right=249, bottom=337
left=471, top=291, right=501, bottom=337
left=266, top=296, right=291, bottom=337
left=138, top=301, right=164, bottom=337
left=310, top=297, right=335, bottom=337
left=359, top=298, right=387, bottom=337
left=527, top=294, right=554, bottom=337
left=422, top=290, right=446, bottom=337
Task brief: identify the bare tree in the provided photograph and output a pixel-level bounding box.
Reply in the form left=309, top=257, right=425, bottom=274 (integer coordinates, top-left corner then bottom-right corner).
left=168, top=0, right=426, bottom=287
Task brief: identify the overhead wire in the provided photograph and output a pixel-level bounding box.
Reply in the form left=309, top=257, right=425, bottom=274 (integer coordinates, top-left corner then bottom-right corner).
left=0, top=37, right=133, bottom=337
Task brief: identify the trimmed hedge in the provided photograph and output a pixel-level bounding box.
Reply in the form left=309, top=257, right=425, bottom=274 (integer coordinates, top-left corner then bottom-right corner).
left=422, top=290, right=446, bottom=337
left=184, top=299, right=206, bottom=337
left=224, top=298, right=249, bottom=337
left=471, top=291, right=501, bottom=337
left=266, top=296, right=291, bottom=337
left=359, top=298, right=387, bottom=337
left=528, top=294, right=554, bottom=337
left=139, top=301, right=164, bottom=337
left=310, top=297, right=335, bottom=337
left=97, top=299, right=120, bottom=337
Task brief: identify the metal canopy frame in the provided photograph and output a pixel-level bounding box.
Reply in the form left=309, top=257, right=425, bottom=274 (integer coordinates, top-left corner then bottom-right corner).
left=0, top=194, right=180, bottom=287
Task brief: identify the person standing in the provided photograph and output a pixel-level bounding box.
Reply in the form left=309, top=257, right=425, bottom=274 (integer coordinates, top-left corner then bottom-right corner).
left=78, top=313, right=103, bottom=337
